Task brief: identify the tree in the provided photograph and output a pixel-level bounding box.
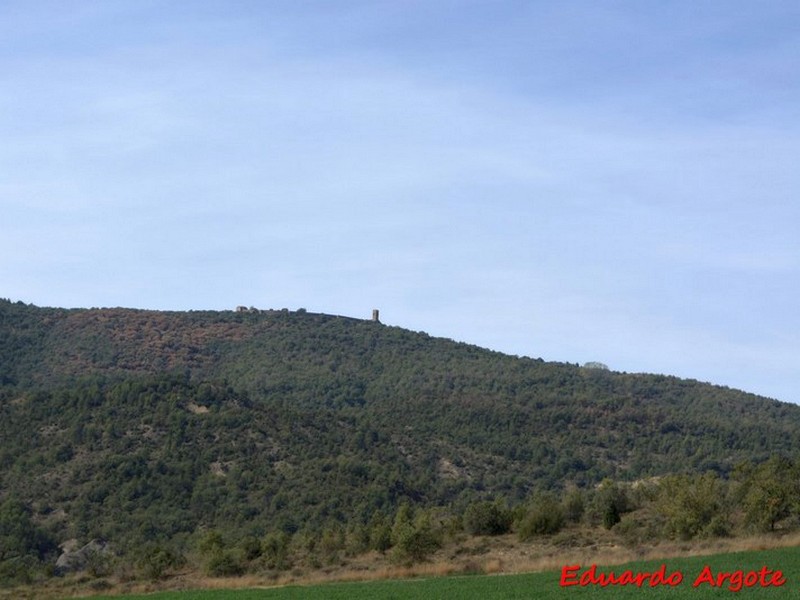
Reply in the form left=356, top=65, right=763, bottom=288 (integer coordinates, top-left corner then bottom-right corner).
left=518, top=493, right=565, bottom=540
left=0, top=499, right=56, bottom=585
left=738, top=456, right=798, bottom=532
left=590, top=480, right=628, bottom=530
left=197, top=529, right=245, bottom=577
left=563, top=486, right=586, bottom=524
left=463, top=500, right=512, bottom=536
left=367, top=512, right=392, bottom=553
left=656, top=472, right=729, bottom=540
left=0, top=499, right=55, bottom=562
left=261, top=531, right=292, bottom=570
left=391, top=506, right=441, bottom=564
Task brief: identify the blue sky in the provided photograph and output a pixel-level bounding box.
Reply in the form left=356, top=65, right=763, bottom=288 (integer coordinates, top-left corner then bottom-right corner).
left=2, top=1, right=799, bottom=403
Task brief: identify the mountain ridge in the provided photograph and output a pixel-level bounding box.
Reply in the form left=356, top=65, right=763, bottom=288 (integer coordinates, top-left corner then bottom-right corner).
left=0, top=298, right=775, bottom=396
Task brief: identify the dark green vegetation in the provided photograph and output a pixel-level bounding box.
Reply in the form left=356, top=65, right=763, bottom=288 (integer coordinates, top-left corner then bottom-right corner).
left=1, top=299, right=800, bottom=587
left=85, top=544, right=800, bottom=599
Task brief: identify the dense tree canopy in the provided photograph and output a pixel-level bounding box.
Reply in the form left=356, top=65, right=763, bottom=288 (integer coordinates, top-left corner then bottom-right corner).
left=1, top=299, right=799, bottom=583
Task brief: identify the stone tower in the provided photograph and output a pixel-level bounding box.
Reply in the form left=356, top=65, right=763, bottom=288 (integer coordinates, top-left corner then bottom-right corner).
left=372, top=309, right=380, bottom=322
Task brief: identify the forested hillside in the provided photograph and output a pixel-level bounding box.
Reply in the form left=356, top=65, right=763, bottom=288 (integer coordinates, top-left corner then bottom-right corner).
left=1, top=298, right=799, bottom=585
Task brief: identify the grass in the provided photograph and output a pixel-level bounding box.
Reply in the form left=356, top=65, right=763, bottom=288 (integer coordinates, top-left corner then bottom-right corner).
left=78, top=544, right=800, bottom=599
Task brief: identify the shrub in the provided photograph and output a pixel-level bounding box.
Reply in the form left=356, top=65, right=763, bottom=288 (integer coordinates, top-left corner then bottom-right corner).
left=369, top=521, right=392, bottom=553
left=391, top=510, right=441, bottom=565
left=136, top=543, right=184, bottom=580
left=318, top=525, right=345, bottom=565
left=613, top=514, right=663, bottom=548
left=590, top=480, right=628, bottom=530
left=239, top=536, right=262, bottom=561
left=0, top=554, right=39, bottom=585
left=197, top=530, right=224, bottom=555
left=562, top=487, right=586, bottom=524
left=463, top=501, right=512, bottom=536
left=603, top=503, right=621, bottom=530
left=261, top=531, right=292, bottom=571
left=518, top=494, right=565, bottom=540
left=205, top=548, right=245, bottom=577
left=392, top=523, right=440, bottom=564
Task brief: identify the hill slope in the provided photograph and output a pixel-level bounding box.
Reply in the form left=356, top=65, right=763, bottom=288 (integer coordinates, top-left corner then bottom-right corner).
left=1, top=298, right=799, bottom=545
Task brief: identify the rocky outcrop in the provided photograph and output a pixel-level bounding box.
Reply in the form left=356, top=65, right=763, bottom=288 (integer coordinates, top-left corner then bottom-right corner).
left=55, top=539, right=111, bottom=574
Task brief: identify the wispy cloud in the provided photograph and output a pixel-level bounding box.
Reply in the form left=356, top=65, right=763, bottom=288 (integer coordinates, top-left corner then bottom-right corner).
left=1, top=1, right=798, bottom=401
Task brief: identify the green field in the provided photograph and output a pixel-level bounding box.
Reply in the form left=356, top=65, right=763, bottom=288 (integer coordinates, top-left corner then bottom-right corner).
left=85, top=545, right=799, bottom=599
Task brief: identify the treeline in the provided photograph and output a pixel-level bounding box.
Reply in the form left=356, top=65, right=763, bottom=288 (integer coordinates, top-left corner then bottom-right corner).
left=3, top=456, right=799, bottom=584
left=188, top=457, right=800, bottom=578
